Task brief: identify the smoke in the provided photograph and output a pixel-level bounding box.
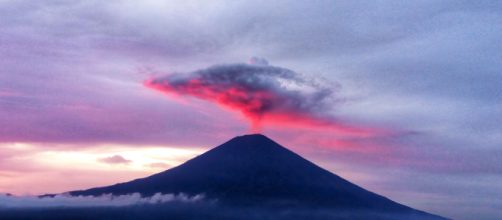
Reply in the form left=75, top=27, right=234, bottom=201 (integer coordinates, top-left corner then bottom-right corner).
left=145, top=58, right=371, bottom=134
left=0, top=193, right=204, bottom=208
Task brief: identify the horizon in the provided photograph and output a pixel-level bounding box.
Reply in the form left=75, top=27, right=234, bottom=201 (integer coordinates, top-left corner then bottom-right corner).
left=1, top=1, right=501, bottom=219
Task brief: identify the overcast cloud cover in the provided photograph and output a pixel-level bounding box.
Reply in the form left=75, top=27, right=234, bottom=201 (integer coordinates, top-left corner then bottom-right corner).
left=0, top=1, right=501, bottom=219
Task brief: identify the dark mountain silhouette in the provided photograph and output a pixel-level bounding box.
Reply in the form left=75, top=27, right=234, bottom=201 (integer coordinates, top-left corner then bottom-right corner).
left=66, top=134, right=445, bottom=219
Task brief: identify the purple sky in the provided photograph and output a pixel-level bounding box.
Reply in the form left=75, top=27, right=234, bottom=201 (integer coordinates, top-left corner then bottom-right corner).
left=1, top=1, right=501, bottom=219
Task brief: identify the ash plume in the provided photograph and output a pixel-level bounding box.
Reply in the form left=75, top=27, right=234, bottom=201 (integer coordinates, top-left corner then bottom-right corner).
left=145, top=58, right=372, bottom=135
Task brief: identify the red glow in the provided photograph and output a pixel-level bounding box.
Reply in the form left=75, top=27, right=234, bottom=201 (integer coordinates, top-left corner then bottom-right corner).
left=145, top=79, right=382, bottom=136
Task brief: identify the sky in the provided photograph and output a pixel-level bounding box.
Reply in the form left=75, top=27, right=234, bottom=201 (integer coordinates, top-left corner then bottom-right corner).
left=0, top=0, right=501, bottom=219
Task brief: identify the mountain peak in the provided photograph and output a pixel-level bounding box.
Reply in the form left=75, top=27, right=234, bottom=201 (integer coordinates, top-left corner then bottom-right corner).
left=224, top=133, right=280, bottom=149
left=232, top=133, right=268, bottom=139
left=204, top=133, right=295, bottom=161
left=226, top=133, right=270, bottom=144
left=228, top=133, right=275, bottom=144
left=67, top=134, right=445, bottom=219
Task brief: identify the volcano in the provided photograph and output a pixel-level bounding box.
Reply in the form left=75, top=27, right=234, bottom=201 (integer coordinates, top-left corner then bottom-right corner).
left=67, top=134, right=445, bottom=219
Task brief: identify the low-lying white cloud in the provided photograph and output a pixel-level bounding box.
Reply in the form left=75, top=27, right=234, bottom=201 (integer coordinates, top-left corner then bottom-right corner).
left=0, top=193, right=204, bottom=208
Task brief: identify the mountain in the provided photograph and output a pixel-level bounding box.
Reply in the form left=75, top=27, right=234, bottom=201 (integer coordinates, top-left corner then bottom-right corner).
left=68, top=134, right=445, bottom=219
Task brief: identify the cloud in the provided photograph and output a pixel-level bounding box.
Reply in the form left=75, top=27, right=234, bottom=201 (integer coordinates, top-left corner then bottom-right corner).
left=146, top=59, right=377, bottom=136
left=98, top=155, right=132, bottom=165
left=0, top=193, right=204, bottom=208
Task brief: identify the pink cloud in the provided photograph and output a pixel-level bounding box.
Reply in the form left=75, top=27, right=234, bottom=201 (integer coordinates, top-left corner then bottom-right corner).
left=98, top=155, right=132, bottom=165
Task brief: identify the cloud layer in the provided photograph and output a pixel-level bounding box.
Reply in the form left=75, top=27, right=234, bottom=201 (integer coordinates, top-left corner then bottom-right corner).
left=0, top=193, right=203, bottom=208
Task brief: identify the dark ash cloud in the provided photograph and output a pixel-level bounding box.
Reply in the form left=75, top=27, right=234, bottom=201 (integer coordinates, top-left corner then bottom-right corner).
left=146, top=58, right=340, bottom=132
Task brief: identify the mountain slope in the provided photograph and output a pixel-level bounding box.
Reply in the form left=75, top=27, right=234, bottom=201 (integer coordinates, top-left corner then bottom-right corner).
left=68, top=134, right=445, bottom=219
